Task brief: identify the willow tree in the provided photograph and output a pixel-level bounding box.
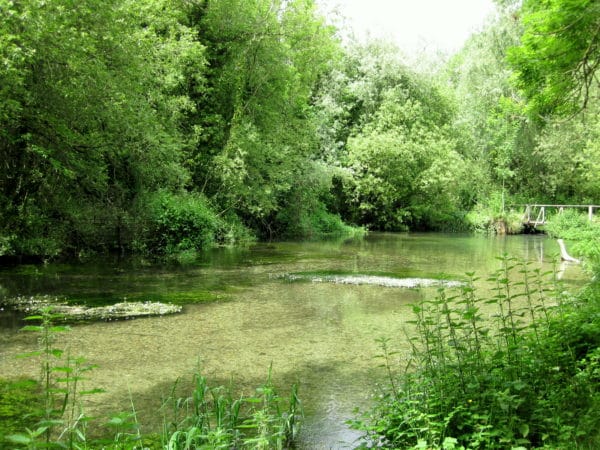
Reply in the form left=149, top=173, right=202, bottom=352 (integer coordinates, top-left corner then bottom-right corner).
left=315, top=41, right=471, bottom=231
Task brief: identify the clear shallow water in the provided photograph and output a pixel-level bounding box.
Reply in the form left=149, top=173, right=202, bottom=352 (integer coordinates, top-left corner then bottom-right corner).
left=0, top=233, right=585, bottom=449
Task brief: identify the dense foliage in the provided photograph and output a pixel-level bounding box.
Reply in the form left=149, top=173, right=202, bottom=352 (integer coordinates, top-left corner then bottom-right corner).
left=0, top=0, right=345, bottom=259
left=508, top=0, right=600, bottom=117
left=315, top=42, right=472, bottom=231
left=352, top=260, right=600, bottom=449
left=2, top=1, right=600, bottom=447
left=545, top=209, right=600, bottom=274
left=1, top=0, right=599, bottom=259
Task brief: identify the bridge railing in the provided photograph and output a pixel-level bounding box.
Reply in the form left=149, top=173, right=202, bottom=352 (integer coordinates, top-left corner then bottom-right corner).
left=518, top=204, right=600, bottom=225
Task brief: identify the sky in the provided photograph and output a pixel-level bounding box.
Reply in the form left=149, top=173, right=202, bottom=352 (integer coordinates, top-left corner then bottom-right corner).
left=316, top=0, right=497, bottom=56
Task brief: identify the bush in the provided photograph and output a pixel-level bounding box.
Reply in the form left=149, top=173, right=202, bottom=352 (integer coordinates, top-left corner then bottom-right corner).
left=545, top=209, right=600, bottom=276
left=135, top=191, right=256, bottom=257
left=352, top=258, right=600, bottom=449
left=274, top=194, right=360, bottom=239
left=465, top=203, right=524, bottom=235
left=136, top=190, right=221, bottom=255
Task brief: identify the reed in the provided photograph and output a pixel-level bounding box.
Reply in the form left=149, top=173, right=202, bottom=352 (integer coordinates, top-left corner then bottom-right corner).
left=162, top=366, right=301, bottom=449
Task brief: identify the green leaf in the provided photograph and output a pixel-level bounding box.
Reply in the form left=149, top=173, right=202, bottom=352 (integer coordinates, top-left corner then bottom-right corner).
left=16, top=351, right=42, bottom=358
left=50, top=349, right=64, bottom=358
left=23, top=315, right=44, bottom=321
left=20, top=325, right=43, bottom=332
left=80, top=388, right=106, bottom=395
left=6, top=433, right=32, bottom=444
left=518, top=423, right=530, bottom=438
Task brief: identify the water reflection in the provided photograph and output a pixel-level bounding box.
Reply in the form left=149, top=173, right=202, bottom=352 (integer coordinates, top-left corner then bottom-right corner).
left=0, top=233, right=586, bottom=448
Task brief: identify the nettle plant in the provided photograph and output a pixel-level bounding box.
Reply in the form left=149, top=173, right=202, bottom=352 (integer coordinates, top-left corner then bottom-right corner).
left=352, top=256, right=600, bottom=449
left=7, top=308, right=117, bottom=450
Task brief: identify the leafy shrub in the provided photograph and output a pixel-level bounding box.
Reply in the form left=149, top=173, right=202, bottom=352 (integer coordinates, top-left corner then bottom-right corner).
left=136, top=191, right=256, bottom=257
left=464, top=194, right=524, bottom=234
left=135, top=192, right=213, bottom=256
left=545, top=209, right=600, bottom=276
left=276, top=203, right=357, bottom=239
left=352, top=258, right=600, bottom=449
left=544, top=209, right=593, bottom=239
left=215, top=212, right=257, bottom=247
left=142, top=190, right=220, bottom=254
left=273, top=167, right=361, bottom=240
left=0, top=202, right=66, bottom=259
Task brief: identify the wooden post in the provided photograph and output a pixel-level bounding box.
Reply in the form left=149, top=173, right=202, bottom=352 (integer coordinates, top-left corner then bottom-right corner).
left=589, top=205, right=594, bottom=222
left=541, top=206, right=545, bottom=224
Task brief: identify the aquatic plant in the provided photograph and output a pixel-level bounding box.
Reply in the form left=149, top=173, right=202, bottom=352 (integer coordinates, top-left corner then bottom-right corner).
left=4, top=296, right=182, bottom=322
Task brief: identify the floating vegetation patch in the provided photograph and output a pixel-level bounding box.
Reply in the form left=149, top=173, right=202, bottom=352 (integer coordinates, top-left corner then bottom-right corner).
left=62, top=290, right=228, bottom=307
left=278, top=273, right=465, bottom=289
left=2, top=295, right=182, bottom=321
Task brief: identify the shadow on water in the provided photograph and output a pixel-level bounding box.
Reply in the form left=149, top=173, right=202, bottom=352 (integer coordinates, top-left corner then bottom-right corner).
left=0, top=233, right=587, bottom=448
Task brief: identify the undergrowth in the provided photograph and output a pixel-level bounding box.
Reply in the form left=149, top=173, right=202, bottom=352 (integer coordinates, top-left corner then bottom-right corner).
left=544, top=209, right=600, bottom=274
left=352, top=256, right=600, bottom=449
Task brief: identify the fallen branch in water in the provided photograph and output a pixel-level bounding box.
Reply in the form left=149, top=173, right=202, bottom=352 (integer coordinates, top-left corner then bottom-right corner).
left=557, top=239, right=581, bottom=264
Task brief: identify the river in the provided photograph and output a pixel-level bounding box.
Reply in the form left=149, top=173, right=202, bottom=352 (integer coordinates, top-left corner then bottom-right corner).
left=0, top=233, right=585, bottom=449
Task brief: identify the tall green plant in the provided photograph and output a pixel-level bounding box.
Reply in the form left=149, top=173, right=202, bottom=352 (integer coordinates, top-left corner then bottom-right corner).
left=162, top=367, right=301, bottom=449
left=8, top=308, right=104, bottom=449
left=352, top=256, right=600, bottom=448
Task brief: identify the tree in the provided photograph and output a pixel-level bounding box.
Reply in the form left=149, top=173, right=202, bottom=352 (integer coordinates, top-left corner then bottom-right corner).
left=444, top=5, right=546, bottom=206
left=508, top=0, right=600, bottom=117
left=0, top=0, right=205, bottom=256
left=185, top=0, right=340, bottom=235
left=315, top=40, right=470, bottom=231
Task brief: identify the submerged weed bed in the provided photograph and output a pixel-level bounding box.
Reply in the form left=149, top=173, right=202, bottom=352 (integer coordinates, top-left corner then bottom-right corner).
left=279, top=272, right=465, bottom=289
left=3, top=295, right=182, bottom=321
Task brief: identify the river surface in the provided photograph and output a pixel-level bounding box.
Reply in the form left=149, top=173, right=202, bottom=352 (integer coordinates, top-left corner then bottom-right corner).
left=0, top=233, right=585, bottom=449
